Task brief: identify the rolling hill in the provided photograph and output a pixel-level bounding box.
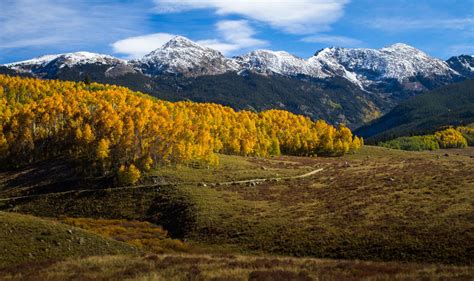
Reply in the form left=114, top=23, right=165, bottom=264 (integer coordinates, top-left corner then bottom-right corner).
left=355, top=79, right=474, bottom=142
left=0, top=212, right=138, bottom=267
left=2, top=147, right=473, bottom=265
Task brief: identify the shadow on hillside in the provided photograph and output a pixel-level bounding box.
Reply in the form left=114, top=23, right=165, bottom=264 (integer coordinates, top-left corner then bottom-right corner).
left=0, top=159, right=111, bottom=198
left=146, top=186, right=197, bottom=238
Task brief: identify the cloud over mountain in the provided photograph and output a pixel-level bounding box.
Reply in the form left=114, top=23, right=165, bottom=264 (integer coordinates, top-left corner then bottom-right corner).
left=112, top=33, right=178, bottom=59
left=197, top=20, right=268, bottom=55
left=153, top=0, right=349, bottom=34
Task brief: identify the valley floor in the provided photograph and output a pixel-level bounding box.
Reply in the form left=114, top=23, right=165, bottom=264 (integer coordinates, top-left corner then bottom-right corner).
left=0, top=146, right=473, bottom=279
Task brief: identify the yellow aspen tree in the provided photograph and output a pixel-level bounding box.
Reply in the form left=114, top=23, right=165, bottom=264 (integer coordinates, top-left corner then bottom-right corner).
left=83, top=124, right=95, bottom=144
left=0, top=74, right=363, bottom=177
left=96, top=138, right=111, bottom=160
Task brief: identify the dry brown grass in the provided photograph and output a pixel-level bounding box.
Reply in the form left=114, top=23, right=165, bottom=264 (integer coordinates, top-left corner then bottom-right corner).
left=1, top=253, right=472, bottom=281
left=1, top=146, right=473, bottom=264
left=61, top=217, right=190, bottom=253
left=0, top=212, right=138, bottom=268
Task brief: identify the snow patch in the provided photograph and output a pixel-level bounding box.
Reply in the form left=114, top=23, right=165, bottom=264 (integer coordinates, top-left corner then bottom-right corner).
left=6, top=52, right=125, bottom=69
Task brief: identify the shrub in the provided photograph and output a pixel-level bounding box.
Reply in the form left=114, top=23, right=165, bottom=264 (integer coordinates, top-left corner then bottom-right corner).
left=117, top=164, right=141, bottom=185
left=435, top=128, right=468, bottom=149
left=379, top=135, right=439, bottom=151
left=379, top=127, right=470, bottom=151
left=62, top=217, right=189, bottom=253
left=457, top=126, right=474, bottom=146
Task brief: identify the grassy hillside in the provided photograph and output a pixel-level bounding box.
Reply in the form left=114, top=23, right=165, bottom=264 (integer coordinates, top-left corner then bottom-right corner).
left=2, top=146, right=472, bottom=264
left=0, top=154, right=313, bottom=199
left=355, top=79, right=474, bottom=142
left=1, top=253, right=472, bottom=281
left=0, top=212, right=138, bottom=267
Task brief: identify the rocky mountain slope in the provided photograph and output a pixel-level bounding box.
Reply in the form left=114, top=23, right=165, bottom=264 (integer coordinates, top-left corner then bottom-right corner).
left=132, top=36, right=239, bottom=77
left=447, top=55, right=474, bottom=78
left=312, top=43, right=460, bottom=91
left=355, top=79, right=474, bottom=141
left=5, top=52, right=129, bottom=79
left=2, top=36, right=472, bottom=128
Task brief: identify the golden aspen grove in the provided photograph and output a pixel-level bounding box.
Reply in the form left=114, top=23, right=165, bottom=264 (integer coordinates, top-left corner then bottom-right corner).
left=0, top=75, right=362, bottom=180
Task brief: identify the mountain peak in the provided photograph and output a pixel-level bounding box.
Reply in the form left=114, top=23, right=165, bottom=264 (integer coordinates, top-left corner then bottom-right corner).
left=386, top=43, right=416, bottom=49
left=383, top=43, right=422, bottom=53
left=6, top=51, right=122, bottom=68
left=446, top=54, right=474, bottom=78
left=237, top=49, right=329, bottom=78
left=143, top=35, right=219, bottom=60
left=135, top=35, right=238, bottom=76
left=162, top=35, right=201, bottom=49
left=311, top=43, right=457, bottom=82
left=249, top=49, right=296, bottom=56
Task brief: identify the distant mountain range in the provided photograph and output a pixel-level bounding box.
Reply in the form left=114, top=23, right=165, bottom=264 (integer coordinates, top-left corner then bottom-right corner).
left=355, top=79, right=474, bottom=141
left=2, top=36, right=473, bottom=128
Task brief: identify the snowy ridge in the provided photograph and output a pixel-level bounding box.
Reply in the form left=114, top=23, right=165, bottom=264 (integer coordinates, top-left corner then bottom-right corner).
left=3, top=36, right=472, bottom=88
left=132, top=36, right=239, bottom=76
left=314, top=43, right=456, bottom=82
left=234, top=49, right=330, bottom=78
left=308, top=51, right=365, bottom=86
left=226, top=42, right=461, bottom=87
left=447, top=55, right=474, bottom=78
left=463, top=57, right=474, bottom=72
left=6, top=52, right=125, bottom=69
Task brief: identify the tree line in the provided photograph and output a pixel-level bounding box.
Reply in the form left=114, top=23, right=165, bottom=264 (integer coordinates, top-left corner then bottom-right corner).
left=379, top=127, right=470, bottom=151
left=0, top=75, right=362, bottom=182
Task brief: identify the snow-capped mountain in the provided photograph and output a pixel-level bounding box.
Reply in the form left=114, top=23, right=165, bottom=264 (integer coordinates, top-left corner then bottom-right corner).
left=2, top=36, right=472, bottom=129
left=5, top=51, right=128, bottom=78
left=233, top=43, right=463, bottom=90
left=447, top=55, right=474, bottom=78
left=313, top=43, right=457, bottom=83
left=234, top=49, right=330, bottom=78
left=4, top=37, right=471, bottom=88
left=6, top=52, right=125, bottom=70
left=132, top=36, right=239, bottom=77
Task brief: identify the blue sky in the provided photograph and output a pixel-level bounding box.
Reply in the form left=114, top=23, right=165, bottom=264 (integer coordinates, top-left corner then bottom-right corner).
left=1, top=0, right=473, bottom=64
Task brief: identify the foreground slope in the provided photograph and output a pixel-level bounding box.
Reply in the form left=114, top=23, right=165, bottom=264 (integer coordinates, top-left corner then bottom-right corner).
left=0, top=212, right=137, bottom=267
left=2, top=147, right=472, bottom=264
left=355, top=79, right=474, bottom=141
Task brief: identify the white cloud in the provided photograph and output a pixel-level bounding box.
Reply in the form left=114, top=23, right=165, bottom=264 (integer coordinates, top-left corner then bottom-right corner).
left=153, top=0, right=349, bottom=34
left=111, top=33, right=177, bottom=59
left=302, top=35, right=362, bottom=47
left=369, top=18, right=474, bottom=31
left=196, top=39, right=240, bottom=54
left=198, top=20, right=267, bottom=55
left=111, top=20, right=267, bottom=57
left=0, top=0, right=149, bottom=51
left=0, top=36, right=65, bottom=49
left=217, top=20, right=266, bottom=47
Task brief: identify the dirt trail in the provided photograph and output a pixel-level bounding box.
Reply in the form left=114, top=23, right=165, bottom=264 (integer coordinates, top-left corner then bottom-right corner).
left=0, top=168, right=323, bottom=202
left=217, top=168, right=324, bottom=186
